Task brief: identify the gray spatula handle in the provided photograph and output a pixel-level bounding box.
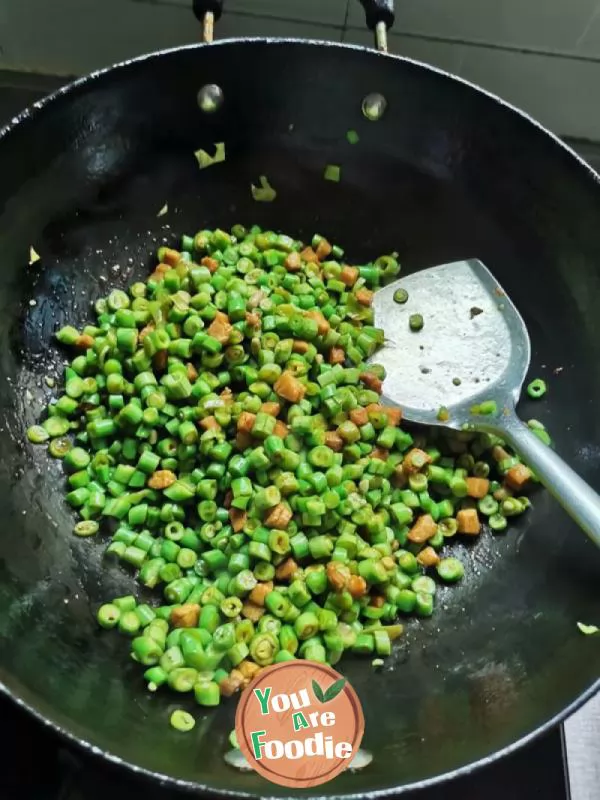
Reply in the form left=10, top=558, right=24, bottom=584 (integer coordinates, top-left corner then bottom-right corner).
left=498, top=413, right=600, bottom=548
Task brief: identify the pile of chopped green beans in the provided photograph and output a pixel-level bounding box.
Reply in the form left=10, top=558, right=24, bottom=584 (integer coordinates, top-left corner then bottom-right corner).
left=27, top=224, right=536, bottom=710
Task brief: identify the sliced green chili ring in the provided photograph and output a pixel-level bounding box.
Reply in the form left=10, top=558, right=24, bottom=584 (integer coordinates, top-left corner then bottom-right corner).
left=170, top=709, right=196, bottom=732
left=48, top=437, right=72, bottom=458
left=73, top=520, right=100, bottom=537
left=27, top=424, right=50, bottom=444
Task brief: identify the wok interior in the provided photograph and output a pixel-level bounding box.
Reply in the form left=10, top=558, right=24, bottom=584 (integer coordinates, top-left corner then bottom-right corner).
left=0, top=41, right=599, bottom=796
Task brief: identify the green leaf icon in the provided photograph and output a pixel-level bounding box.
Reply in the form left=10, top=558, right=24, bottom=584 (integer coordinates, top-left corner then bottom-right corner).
left=312, top=679, right=326, bottom=703
left=323, top=677, right=346, bottom=702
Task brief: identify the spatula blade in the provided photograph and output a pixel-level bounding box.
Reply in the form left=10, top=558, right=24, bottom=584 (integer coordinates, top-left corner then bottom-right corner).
left=369, top=259, right=531, bottom=428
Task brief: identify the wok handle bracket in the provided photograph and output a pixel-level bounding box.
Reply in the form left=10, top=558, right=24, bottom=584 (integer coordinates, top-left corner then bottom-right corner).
left=191, top=1, right=394, bottom=51
left=192, top=0, right=224, bottom=42
left=359, top=0, right=395, bottom=51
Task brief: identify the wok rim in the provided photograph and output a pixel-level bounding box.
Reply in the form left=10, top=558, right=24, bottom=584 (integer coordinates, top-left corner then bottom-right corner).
left=0, top=37, right=598, bottom=797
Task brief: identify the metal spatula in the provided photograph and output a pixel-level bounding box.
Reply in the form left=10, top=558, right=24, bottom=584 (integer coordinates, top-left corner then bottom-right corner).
left=370, top=259, right=600, bottom=548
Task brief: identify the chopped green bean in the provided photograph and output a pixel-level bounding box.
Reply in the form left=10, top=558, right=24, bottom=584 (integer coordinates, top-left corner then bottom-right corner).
left=26, top=224, right=537, bottom=709
left=527, top=378, right=547, bottom=399
left=97, top=603, right=120, bottom=629
left=393, top=288, right=408, bottom=305
left=409, top=314, right=424, bottom=332
left=436, top=557, right=464, bottom=583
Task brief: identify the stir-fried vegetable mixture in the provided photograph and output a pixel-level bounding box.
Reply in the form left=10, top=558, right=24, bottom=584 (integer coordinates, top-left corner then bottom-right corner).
left=28, top=225, right=535, bottom=709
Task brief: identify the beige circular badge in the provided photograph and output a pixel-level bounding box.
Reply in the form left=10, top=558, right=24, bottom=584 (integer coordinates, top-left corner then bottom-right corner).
left=235, top=661, right=364, bottom=788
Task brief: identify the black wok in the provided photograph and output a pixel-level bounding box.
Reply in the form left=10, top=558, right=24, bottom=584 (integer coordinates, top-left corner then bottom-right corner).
left=0, top=1, right=599, bottom=796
